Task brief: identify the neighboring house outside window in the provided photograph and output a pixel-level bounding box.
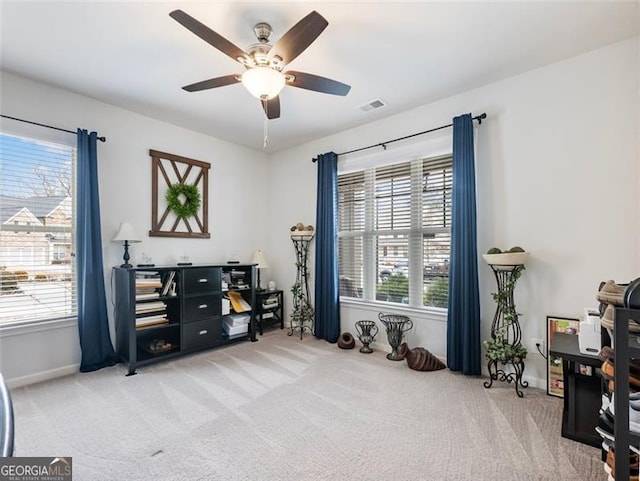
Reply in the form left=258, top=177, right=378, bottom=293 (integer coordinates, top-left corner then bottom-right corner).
left=0, top=132, right=76, bottom=325
left=52, top=244, right=70, bottom=263
left=338, top=155, right=452, bottom=309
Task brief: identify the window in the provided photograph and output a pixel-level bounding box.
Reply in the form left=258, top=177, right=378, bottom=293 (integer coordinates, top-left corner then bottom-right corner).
left=338, top=155, right=452, bottom=309
left=0, top=132, right=76, bottom=325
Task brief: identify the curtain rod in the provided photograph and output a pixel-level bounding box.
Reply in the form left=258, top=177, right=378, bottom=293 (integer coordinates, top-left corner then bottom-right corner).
left=0, top=114, right=106, bottom=142
left=312, top=112, right=486, bottom=163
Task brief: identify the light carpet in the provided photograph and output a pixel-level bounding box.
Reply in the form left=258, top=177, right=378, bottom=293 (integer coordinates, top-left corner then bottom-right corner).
left=11, top=331, right=605, bottom=481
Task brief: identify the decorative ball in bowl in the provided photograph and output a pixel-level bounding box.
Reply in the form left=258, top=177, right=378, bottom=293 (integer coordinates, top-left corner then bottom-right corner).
left=290, top=223, right=315, bottom=238
left=482, top=247, right=528, bottom=266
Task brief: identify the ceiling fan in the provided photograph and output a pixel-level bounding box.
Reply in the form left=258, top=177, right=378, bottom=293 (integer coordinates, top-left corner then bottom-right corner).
left=169, top=9, right=351, bottom=120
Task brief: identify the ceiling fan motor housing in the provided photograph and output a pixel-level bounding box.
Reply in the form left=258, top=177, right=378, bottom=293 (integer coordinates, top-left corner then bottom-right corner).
left=246, top=43, right=282, bottom=70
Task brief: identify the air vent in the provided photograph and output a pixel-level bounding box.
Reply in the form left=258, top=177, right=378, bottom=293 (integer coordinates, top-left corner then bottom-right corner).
left=359, top=99, right=387, bottom=112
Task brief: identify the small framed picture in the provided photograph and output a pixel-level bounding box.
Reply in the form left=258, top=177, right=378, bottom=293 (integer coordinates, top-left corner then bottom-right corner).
left=547, top=316, right=580, bottom=397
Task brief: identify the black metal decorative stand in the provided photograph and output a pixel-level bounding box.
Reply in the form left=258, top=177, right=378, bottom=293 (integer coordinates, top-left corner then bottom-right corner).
left=378, top=313, right=413, bottom=361
left=355, top=320, right=378, bottom=353
left=289, top=235, right=314, bottom=339
left=483, top=263, right=529, bottom=397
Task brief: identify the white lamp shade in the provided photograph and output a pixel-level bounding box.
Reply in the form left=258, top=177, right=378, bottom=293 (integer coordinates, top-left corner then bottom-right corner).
left=252, top=249, right=269, bottom=269
left=241, top=67, right=285, bottom=100
left=112, top=222, right=141, bottom=243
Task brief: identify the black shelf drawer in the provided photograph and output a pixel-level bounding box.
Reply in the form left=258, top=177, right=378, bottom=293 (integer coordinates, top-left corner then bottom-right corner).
left=183, top=317, right=222, bottom=351
left=183, top=294, right=221, bottom=322
left=183, top=267, right=221, bottom=295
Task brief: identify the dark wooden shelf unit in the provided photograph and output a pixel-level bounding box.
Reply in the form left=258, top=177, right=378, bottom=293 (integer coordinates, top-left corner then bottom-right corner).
left=114, top=264, right=256, bottom=375
left=549, top=333, right=602, bottom=448
left=612, top=308, right=640, bottom=481
left=256, top=290, right=284, bottom=335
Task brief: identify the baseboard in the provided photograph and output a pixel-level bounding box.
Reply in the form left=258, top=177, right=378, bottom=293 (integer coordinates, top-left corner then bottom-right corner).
left=479, top=366, right=546, bottom=391
left=519, top=374, right=546, bottom=391
left=6, top=363, right=79, bottom=389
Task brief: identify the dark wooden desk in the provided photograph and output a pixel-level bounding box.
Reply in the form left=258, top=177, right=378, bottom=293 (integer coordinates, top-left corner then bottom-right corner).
left=549, top=333, right=601, bottom=448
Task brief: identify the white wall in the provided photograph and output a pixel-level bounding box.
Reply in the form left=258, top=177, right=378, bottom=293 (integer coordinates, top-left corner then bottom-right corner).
left=0, top=71, right=269, bottom=386
left=266, top=38, right=639, bottom=388
left=1, top=37, right=637, bottom=389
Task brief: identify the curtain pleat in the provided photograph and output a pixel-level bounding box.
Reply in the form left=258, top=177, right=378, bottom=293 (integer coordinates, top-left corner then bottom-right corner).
left=446, top=114, right=481, bottom=375
left=314, top=152, right=341, bottom=343
left=76, top=129, right=117, bottom=372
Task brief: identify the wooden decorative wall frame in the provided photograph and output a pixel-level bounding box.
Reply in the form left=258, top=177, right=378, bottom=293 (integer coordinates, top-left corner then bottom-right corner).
left=149, top=149, right=210, bottom=238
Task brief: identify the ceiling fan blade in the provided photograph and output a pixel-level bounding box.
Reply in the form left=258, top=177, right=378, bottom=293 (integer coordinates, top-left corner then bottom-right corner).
left=285, top=71, right=351, bottom=96
left=170, top=10, right=248, bottom=63
left=261, top=97, right=281, bottom=119
left=182, top=75, right=240, bottom=92
left=269, top=11, right=328, bottom=66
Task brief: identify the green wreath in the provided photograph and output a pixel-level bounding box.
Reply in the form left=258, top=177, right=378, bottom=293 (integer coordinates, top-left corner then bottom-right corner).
left=165, top=183, right=201, bottom=219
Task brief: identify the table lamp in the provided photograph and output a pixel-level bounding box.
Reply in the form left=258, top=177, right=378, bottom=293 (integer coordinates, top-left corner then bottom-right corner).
left=252, top=249, right=269, bottom=291
left=112, top=222, right=141, bottom=268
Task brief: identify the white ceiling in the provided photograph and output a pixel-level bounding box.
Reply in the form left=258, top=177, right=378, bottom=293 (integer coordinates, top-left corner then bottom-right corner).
left=1, top=1, right=637, bottom=153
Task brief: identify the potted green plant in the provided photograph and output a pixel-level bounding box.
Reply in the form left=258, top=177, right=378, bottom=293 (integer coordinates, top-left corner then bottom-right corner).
left=484, top=338, right=528, bottom=363
left=483, top=255, right=527, bottom=363
left=482, top=246, right=529, bottom=396
left=290, top=281, right=314, bottom=328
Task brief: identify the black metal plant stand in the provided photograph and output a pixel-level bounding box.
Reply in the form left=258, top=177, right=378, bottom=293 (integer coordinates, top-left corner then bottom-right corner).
left=355, top=320, right=378, bottom=353
left=289, top=235, right=314, bottom=339
left=378, top=313, right=413, bottom=361
left=483, top=264, right=529, bottom=397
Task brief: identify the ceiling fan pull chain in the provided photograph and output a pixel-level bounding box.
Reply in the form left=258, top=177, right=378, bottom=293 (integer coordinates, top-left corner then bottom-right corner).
left=263, top=115, right=268, bottom=149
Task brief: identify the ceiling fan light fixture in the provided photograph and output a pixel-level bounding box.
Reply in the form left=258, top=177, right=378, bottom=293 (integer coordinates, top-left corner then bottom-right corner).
left=241, top=67, right=285, bottom=100
left=171, top=9, right=350, bottom=120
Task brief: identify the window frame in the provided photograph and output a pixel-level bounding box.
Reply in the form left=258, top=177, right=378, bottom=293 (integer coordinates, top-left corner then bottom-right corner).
left=0, top=129, right=77, bottom=327
left=338, top=153, right=452, bottom=311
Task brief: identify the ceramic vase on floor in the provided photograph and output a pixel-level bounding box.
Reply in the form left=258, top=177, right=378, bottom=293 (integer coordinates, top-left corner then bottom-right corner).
left=398, top=343, right=446, bottom=371
left=337, top=332, right=355, bottom=349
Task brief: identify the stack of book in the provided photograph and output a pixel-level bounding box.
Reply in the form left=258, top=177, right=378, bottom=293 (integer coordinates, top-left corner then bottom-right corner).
left=135, top=300, right=168, bottom=328
left=261, top=294, right=279, bottom=319
left=135, top=272, right=162, bottom=300
left=135, top=313, right=168, bottom=329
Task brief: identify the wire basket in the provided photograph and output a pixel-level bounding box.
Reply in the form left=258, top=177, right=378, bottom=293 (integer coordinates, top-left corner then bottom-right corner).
left=378, top=312, right=413, bottom=361
left=378, top=313, right=411, bottom=325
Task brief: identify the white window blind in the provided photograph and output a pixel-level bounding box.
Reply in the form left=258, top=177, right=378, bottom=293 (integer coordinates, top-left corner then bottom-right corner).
left=338, top=155, right=452, bottom=309
left=0, top=132, right=76, bottom=325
